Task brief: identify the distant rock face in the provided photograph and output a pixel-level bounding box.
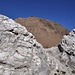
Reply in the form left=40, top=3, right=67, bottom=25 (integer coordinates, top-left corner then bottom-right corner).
left=15, top=17, right=69, bottom=48
left=0, top=14, right=74, bottom=75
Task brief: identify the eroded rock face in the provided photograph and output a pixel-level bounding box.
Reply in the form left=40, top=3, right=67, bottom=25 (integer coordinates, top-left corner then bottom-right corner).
left=0, top=14, right=74, bottom=75
left=59, top=29, right=75, bottom=70
left=0, top=15, right=45, bottom=75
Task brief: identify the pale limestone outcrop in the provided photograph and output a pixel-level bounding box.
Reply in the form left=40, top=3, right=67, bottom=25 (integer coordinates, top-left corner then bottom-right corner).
left=59, top=29, right=75, bottom=70
left=0, top=14, right=75, bottom=75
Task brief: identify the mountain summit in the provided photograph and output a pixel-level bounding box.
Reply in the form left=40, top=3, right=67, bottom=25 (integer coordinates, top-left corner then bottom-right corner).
left=15, top=16, right=69, bottom=48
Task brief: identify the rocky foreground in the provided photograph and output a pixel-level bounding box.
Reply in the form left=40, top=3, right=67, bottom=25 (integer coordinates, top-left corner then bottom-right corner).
left=0, top=15, right=75, bottom=75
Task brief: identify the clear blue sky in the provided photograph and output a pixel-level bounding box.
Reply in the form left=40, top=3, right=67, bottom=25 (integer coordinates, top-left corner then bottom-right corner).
left=0, top=0, right=75, bottom=31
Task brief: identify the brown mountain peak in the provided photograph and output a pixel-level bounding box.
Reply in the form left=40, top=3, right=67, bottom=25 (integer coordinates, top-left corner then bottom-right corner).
left=15, top=17, right=69, bottom=48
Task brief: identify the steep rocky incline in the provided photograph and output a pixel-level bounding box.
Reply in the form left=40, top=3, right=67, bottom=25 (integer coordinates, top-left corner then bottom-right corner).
left=0, top=14, right=74, bottom=75
left=15, top=17, right=69, bottom=48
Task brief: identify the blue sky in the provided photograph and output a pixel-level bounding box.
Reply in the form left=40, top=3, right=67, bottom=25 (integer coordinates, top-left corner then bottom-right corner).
left=0, top=0, right=75, bottom=31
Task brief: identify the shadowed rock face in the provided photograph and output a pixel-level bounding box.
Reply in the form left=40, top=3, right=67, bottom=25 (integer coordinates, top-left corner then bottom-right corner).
left=0, top=14, right=75, bottom=75
left=15, top=17, right=69, bottom=48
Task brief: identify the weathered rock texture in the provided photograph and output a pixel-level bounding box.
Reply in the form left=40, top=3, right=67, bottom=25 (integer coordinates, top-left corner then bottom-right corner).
left=15, top=17, right=69, bottom=48
left=0, top=14, right=74, bottom=75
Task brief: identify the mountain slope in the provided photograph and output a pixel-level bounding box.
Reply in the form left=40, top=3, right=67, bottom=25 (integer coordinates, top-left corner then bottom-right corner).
left=15, top=16, right=69, bottom=48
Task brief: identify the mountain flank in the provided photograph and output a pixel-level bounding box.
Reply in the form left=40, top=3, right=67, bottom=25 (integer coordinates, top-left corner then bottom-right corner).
left=15, top=16, right=69, bottom=48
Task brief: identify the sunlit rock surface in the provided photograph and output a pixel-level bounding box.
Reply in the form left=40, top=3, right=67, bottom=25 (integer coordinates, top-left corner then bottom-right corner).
left=59, top=29, right=75, bottom=70
left=0, top=14, right=74, bottom=75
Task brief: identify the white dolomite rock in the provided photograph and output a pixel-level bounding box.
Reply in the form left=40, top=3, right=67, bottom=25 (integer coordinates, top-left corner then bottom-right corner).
left=0, top=14, right=75, bottom=75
